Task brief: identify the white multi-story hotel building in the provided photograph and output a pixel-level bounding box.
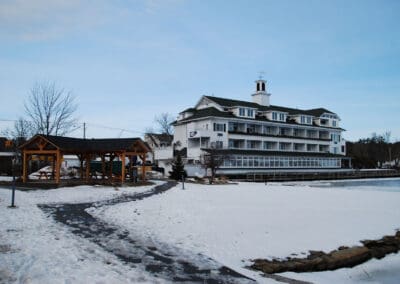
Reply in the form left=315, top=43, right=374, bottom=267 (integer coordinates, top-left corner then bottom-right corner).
left=172, top=79, right=347, bottom=176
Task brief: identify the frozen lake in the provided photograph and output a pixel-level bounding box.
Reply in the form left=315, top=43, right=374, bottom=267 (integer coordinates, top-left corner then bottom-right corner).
left=310, top=178, right=400, bottom=192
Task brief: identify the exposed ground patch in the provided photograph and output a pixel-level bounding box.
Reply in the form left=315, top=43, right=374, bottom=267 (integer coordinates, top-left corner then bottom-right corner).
left=249, top=231, right=400, bottom=275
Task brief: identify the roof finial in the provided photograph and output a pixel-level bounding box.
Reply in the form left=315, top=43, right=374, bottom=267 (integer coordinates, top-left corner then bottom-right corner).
left=258, top=71, right=265, bottom=80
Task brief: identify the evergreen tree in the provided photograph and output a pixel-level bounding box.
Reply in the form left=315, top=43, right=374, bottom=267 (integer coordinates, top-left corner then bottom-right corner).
left=169, top=153, right=187, bottom=180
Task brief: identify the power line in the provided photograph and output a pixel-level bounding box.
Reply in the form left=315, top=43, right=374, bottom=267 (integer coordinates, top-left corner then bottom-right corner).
left=0, top=119, right=17, bottom=122
left=0, top=117, right=147, bottom=137
left=84, top=122, right=146, bottom=135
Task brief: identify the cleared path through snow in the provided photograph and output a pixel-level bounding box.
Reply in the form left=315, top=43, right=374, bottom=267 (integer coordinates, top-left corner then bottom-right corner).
left=39, top=181, right=255, bottom=283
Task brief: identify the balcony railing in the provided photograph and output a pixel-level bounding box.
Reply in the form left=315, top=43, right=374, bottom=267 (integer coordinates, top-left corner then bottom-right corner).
left=228, top=130, right=331, bottom=142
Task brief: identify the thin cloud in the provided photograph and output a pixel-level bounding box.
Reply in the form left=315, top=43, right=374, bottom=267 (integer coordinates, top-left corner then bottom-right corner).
left=0, top=0, right=185, bottom=42
left=0, top=0, right=120, bottom=41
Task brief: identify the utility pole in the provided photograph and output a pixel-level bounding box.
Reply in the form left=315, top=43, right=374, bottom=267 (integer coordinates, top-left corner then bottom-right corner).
left=83, top=122, right=86, bottom=139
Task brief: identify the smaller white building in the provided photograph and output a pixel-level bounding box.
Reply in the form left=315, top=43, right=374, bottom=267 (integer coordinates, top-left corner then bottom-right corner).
left=144, top=133, right=174, bottom=175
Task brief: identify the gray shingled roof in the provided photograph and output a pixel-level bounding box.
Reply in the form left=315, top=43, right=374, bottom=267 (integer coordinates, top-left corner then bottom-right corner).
left=179, top=107, right=196, bottom=114
left=177, top=107, right=235, bottom=123
left=145, top=133, right=173, bottom=147
left=175, top=105, right=344, bottom=130
left=204, top=95, right=335, bottom=116
left=20, top=135, right=150, bottom=153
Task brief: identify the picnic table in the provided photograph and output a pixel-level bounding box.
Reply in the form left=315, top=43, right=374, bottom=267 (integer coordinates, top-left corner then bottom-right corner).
left=38, top=171, right=52, bottom=180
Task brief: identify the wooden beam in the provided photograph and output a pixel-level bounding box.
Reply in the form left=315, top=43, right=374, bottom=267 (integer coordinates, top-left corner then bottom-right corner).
left=78, top=154, right=84, bottom=181
left=109, top=154, right=115, bottom=182
left=55, top=150, right=62, bottom=184
left=85, top=155, right=91, bottom=182
left=101, top=155, right=106, bottom=180
left=24, top=150, right=59, bottom=155
left=121, top=153, right=126, bottom=183
left=22, top=151, right=28, bottom=183
left=51, top=154, right=56, bottom=180
left=140, top=154, right=146, bottom=181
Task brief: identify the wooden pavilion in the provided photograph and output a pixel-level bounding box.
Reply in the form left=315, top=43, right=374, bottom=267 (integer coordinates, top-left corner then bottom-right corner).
left=19, top=134, right=151, bottom=184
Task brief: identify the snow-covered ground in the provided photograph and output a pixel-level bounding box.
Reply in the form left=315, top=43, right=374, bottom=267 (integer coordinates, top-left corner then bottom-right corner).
left=0, top=176, right=13, bottom=182
left=92, top=180, right=400, bottom=283
left=1, top=179, right=400, bottom=283
left=0, top=182, right=162, bottom=284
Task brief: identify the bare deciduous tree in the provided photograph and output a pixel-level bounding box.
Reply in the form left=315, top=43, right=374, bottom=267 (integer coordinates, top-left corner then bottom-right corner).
left=201, top=149, right=229, bottom=184
left=1, top=118, right=34, bottom=144
left=154, top=112, right=174, bottom=135
left=25, top=81, right=78, bottom=136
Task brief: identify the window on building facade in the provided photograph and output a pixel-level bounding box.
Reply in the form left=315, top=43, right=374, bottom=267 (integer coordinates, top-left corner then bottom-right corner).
left=223, top=156, right=341, bottom=169
left=247, top=109, right=254, bottom=117
left=332, top=120, right=337, bottom=127
left=280, top=128, right=290, bottom=136
left=213, top=123, right=225, bottom=132
left=279, top=113, right=285, bottom=121
left=301, top=116, right=312, bottom=124
left=264, top=141, right=276, bottom=150
left=272, top=112, right=278, bottom=120
left=279, top=142, right=291, bottom=150
left=331, top=133, right=340, bottom=143
left=246, top=124, right=255, bottom=133
left=247, top=140, right=259, bottom=149
left=229, top=139, right=243, bottom=149
left=239, top=108, right=246, bottom=116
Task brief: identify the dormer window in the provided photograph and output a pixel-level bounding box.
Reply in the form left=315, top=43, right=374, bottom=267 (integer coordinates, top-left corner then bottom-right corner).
left=300, top=115, right=312, bottom=125
left=271, top=112, right=285, bottom=121
left=237, top=107, right=255, bottom=118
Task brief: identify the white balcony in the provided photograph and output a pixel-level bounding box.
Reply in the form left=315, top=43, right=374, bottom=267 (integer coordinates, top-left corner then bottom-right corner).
left=188, top=130, right=212, bottom=139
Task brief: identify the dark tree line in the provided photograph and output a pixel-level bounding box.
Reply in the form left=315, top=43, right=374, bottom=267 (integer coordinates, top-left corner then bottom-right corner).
left=346, top=132, right=400, bottom=169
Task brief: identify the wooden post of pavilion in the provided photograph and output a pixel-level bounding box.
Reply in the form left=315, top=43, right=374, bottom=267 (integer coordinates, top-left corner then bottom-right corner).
left=101, top=155, right=106, bottom=180
left=140, top=154, right=146, bottom=181
left=51, top=155, right=56, bottom=179
left=55, top=150, right=62, bottom=184
left=121, top=153, right=126, bottom=183
left=85, top=155, right=91, bottom=182
left=109, top=154, right=115, bottom=182
left=22, top=151, right=28, bottom=183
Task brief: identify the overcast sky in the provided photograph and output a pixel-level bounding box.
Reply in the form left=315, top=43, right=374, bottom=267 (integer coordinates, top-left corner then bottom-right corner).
left=0, top=0, right=399, bottom=141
